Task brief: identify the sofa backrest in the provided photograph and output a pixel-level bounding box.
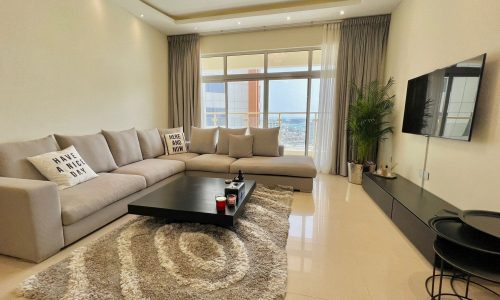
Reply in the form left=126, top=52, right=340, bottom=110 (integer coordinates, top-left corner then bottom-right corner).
left=0, top=136, right=59, bottom=180
left=54, top=133, right=118, bottom=173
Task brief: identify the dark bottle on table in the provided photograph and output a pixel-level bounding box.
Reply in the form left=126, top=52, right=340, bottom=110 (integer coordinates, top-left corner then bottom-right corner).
left=234, top=170, right=244, bottom=182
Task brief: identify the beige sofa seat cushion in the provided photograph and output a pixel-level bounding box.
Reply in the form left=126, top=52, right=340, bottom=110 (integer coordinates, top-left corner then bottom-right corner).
left=216, top=127, right=247, bottom=155
left=54, top=133, right=118, bottom=173
left=113, top=159, right=185, bottom=186
left=60, top=173, right=146, bottom=226
left=137, top=128, right=165, bottom=159
left=186, top=154, right=236, bottom=173
left=249, top=127, right=280, bottom=157
left=189, top=127, right=218, bottom=154
left=0, top=136, right=59, bottom=180
left=158, top=152, right=199, bottom=163
left=102, top=128, right=143, bottom=167
left=230, top=156, right=317, bottom=178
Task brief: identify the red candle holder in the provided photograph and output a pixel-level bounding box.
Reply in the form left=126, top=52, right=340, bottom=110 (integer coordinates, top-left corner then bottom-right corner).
left=215, top=196, right=226, bottom=213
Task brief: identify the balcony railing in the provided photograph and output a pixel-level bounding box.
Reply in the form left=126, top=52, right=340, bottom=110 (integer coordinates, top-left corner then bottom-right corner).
left=203, top=112, right=319, bottom=156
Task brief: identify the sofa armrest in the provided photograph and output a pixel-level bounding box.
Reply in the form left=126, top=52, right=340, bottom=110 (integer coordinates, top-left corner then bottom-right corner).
left=0, top=177, right=64, bottom=262
left=279, top=145, right=285, bottom=156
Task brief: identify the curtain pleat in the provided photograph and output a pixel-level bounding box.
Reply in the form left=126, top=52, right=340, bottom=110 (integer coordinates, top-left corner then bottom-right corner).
left=167, top=34, right=201, bottom=139
left=333, top=15, right=391, bottom=176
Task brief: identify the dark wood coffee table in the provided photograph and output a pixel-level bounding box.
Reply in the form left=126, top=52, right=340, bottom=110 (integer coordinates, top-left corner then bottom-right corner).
left=128, top=176, right=256, bottom=226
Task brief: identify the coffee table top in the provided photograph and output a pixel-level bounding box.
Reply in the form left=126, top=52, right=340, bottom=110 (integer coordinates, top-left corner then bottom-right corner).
left=128, top=176, right=256, bottom=226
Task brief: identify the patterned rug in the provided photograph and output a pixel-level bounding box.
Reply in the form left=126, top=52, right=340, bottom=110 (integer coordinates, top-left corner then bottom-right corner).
left=18, top=185, right=293, bottom=300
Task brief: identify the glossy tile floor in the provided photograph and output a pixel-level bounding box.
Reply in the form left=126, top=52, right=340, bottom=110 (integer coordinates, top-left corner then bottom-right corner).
left=0, top=174, right=498, bottom=299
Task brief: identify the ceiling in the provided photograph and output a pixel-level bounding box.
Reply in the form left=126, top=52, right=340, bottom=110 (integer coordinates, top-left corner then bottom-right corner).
left=112, top=0, right=401, bottom=35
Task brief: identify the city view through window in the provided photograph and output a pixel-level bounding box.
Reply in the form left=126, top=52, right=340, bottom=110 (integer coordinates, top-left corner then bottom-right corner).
left=201, top=48, right=322, bottom=156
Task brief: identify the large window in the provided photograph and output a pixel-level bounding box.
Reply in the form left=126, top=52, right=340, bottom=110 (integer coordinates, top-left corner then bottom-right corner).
left=201, top=48, right=321, bottom=156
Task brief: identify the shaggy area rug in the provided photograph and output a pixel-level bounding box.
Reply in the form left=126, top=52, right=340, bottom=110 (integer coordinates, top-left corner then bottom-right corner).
left=18, top=185, right=293, bottom=300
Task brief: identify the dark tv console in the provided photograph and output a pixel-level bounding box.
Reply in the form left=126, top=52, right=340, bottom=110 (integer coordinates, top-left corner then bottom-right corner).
left=362, top=173, right=459, bottom=263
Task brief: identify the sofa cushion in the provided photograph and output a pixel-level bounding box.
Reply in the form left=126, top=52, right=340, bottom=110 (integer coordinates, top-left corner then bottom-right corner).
left=158, top=127, right=183, bottom=154
left=249, top=127, right=280, bottom=157
left=164, top=132, right=187, bottom=155
left=113, top=159, right=185, bottom=186
left=216, top=127, right=247, bottom=155
left=54, top=133, right=118, bottom=173
left=0, top=136, right=59, bottom=180
left=230, top=156, right=317, bottom=178
left=102, top=128, right=143, bottom=167
left=229, top=135, right=253, bottom=158
left=186, top=154, right=236, bottom=173
left=158, top=152, right=199, bottom=163
left=60, top=173, right=146, bottom=226
left=189, top=127, right=218, bottom=154
left=137, top=128, right=164, bottom=159
left=27, top=145, right=98, bottom=190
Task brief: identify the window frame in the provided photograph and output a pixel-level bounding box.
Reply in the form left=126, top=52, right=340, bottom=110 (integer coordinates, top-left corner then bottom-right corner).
left=201, top=47, right=321, bottom=156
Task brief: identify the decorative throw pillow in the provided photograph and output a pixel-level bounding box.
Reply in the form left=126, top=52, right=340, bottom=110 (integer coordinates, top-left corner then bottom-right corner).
left=137, top=128, right=165, bottom=159
left=158, top=127, right=183, bottom=155
left=54, top=133, right=118, bottom=173
left=27, top=146, right=98, bottom=190
left=229, top=135, right=254, bottom=158
left=189, top=127, right=218, bottom=154
left=249, top=127, right=280, bottom=157
left=164, top=132, right=187, bottom=155
left=101, top=128, right=143, bottom=167
left=216, top=127, right=247, bottom=155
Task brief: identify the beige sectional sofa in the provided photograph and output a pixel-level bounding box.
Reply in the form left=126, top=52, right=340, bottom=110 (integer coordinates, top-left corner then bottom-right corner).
left=0, top=128, right=316, bottom=263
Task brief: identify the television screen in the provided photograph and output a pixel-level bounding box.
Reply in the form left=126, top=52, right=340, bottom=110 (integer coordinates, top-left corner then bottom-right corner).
left=402, top=54, right=486, bottom=141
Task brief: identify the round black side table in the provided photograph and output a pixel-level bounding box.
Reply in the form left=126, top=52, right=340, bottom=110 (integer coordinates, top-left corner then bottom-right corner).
left=427, top=216, right=500, bottom=299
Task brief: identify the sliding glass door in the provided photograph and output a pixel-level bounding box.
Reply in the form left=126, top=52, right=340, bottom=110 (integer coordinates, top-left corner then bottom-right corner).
left=201, top=48, right=321, bottom=156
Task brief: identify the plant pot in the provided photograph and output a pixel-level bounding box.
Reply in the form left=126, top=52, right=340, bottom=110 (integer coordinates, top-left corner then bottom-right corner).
left=348, top=162, right=364, bottom=185
left=366, top=161, right=376, bottom=173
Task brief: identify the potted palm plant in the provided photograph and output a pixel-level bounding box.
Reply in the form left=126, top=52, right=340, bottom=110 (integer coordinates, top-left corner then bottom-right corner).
left=347, top=78, right=395, bottom=184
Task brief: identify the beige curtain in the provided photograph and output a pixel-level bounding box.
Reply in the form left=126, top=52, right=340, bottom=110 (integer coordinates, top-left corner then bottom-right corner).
left=332, top=15, right=391, bottom=176
left=168, top=34, right=201, bottom=139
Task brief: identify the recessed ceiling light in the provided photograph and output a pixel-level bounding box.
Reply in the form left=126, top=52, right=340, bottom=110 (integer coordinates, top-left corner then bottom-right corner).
left=286, top=16, right=291, bottom=21
left=140, top=13, right=144, bottom=18
left=340, top=10, right=345, bottom=15
left=237, top=21, right=242, bottom=25
left=194, top=26, right=198, bottom=30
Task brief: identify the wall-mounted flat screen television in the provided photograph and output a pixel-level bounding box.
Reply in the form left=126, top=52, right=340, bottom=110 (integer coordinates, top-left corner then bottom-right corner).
left=402, top=54, right=486, bottom=141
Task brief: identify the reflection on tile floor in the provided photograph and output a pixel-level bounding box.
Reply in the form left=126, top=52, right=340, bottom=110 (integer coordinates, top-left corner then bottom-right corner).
left=0, top=174, right=498, bottom=299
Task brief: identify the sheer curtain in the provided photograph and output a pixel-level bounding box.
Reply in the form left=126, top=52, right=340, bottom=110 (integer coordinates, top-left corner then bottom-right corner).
left=314, top=23, right=340, bottom=174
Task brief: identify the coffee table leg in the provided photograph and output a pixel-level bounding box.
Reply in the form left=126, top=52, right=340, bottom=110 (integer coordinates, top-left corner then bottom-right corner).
left=431, top=257, right=437, bottom=298
left=438, top=258, right=444, bottom=300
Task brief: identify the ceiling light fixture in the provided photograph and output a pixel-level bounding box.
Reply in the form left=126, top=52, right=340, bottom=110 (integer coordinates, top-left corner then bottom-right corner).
left=194, top=26, right=198, bottom=30
left=140, top=13, right=144, bottom=18
left=340, top=10, right=345, bottom=15
left=286, top=16, right=291, bottom=21
left=237, top=21, right=242, bottom=25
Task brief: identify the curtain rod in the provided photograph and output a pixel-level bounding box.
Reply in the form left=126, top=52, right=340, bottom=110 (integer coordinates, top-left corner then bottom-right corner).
left=199, top=19, right=343, bottom=36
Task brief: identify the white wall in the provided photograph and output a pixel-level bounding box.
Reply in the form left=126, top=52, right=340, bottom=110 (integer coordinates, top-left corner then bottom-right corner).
left=385, top=0, right=500, bottom=211
left=200, top=25, right=323, bottom=54
left=0, top=0, right=168, bottom=142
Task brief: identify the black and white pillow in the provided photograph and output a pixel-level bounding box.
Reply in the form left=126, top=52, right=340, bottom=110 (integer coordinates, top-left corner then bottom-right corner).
left=27, top=145, right=98, bottom=190
left=164, top=133, right=187, bottom=155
